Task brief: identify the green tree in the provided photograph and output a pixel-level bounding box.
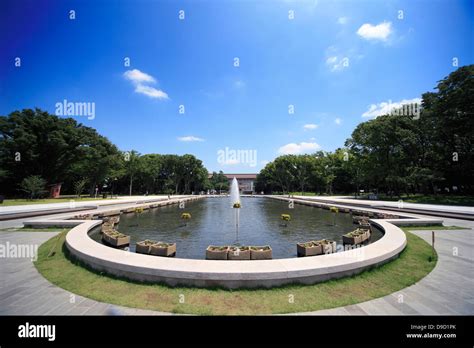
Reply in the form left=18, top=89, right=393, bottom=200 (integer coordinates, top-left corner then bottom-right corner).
left=123, top=150, right=141, bottom=196
left=0, top=109, right=121, bottom=197
left=20, top=175, right=47, bottom=199
left=73, top=178, right=88, bottom=198
left=210, top=171, right=229, bottom=193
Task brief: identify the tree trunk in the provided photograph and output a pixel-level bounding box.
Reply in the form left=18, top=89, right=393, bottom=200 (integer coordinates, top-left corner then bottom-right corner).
left=89, top=181, right=96, bottom=197
left=129, top=174, right=133, bottom=196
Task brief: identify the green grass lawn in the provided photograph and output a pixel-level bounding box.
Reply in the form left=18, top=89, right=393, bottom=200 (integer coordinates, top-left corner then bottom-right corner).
left=1, top=197, right=117, bottom=206
left=34, top=230, right=438, bottom=315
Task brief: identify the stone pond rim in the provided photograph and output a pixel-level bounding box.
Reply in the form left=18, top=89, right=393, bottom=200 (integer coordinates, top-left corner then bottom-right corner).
left=61, top=196, right=442, bottom=289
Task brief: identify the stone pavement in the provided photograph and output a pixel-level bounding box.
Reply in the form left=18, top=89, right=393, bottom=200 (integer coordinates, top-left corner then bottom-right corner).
left=301, top=226, right=474, bottom=315
left=0, top=195, right=176, bottom=214
left=0, top=224, right=472, bottom=315
left=0, top=231, right=170, bottom=315
left=0, top=195, right=189, bottom=230
left=293, top=195, right=474, bottom=215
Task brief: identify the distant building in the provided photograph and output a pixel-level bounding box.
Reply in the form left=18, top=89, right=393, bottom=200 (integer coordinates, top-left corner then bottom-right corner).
left=208, top=173, right=257, bottom=193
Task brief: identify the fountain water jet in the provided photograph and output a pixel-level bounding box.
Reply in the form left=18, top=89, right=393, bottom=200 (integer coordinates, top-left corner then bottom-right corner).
left=230, top=177, right=241, bottom=244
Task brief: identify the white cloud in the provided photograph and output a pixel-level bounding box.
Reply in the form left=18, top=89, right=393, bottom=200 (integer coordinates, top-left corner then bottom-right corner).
left=362, top=98, right=422, bottom=118
left=303, top=124, right=318, bottom=130
left=260, top=160, right=270, bottom=166
left=326, top=55, right=349, bottom=72
left=334, top=118, right=342, bottom=125
left=338, top=17, right=348, bottom=24
left=123, top=69, right=156, bottom=84
left=177, top=136, right=204, bottom=142
left=123, top=69, right=169, bottom=99
left=325, top=46, right=364, bottom=72
left=135, top=84, right=168, bottom=99
left=357, top=21, right=392, bottom=41
left=278, top=142, right=321, bottom=155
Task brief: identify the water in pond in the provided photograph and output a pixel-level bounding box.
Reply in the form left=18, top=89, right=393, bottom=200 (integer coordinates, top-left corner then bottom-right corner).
left=90, top=197, right=383, bottom=259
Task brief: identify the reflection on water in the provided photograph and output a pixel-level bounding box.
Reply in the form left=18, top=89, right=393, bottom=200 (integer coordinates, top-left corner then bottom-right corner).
left=90, top=197, right=383, bottom=259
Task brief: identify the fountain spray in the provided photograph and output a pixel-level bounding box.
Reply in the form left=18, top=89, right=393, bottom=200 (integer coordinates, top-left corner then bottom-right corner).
left=230, top=177, right=241, bottom=244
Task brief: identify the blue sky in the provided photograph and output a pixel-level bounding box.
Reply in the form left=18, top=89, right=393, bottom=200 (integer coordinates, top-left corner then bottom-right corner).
left=0, top=0, right=473, bottom=173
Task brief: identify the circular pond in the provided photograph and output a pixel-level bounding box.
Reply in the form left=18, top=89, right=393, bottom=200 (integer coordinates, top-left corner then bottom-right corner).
left=89, top=197, right=383, bottom=259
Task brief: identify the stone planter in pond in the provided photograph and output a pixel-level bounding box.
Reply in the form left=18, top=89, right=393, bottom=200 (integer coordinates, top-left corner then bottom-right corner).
left=342, top=230, right=365, bottom=245
left=378, top=213, right=399, bottom=219
left=75, top=214, right=92, bottom=220
left=99, top=210, right=121, bottom=218
left=206, top=246, right=229, bottom=260
left=359, top=221, right=371, bottom=230
left=150, top=242, right=177, bottom=257
left=228, top=246, right=250, bottom=260
left=102, top=230, right=130, bottom=248
left=250, top=245, right=272, bottom=260
left=319, top=239, right=337, bottom=254
left=360, top=229, right=371, bottom=242
left=352, top=216, right=369, bottom=224
left=101, top=222, right=114, bottom=233
left=103, top=215, right=120, bottom=225
left=135, top=239, right=158, bottom=254
left=297, top=241, right=323, bottom=257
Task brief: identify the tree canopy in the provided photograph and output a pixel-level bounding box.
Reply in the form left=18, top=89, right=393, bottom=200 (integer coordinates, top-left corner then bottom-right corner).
left=0, top=109, right=210, bottom=197
left=256, top=65, right=474, bottom=196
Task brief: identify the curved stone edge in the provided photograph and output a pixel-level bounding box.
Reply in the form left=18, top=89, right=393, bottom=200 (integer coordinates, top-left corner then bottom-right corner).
left=62, top=206, right=442, bottom=289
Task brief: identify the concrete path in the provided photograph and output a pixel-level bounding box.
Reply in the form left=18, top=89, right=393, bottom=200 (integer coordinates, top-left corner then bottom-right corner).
left=0, top=196, right=189, bottom=230
left=293, top=195, right=474, bottom=215
left=301, top=226, right=474, bottom=315
left=0, top=195, right=174, bottom=214
left=0, top=231, right=170, bottom=315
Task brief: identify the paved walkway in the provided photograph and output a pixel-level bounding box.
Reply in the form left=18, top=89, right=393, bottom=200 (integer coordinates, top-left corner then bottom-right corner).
left=0, top=232, right=170, bottom=315
left=302, top=226, right=474, bottom=315
left=0, top=222, right=472, bottom=315
left=293, top=195, right=474, bottom=215
left=0, top=196, right=189, bottom=230
left=0, top=195, right=175, bottom=214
